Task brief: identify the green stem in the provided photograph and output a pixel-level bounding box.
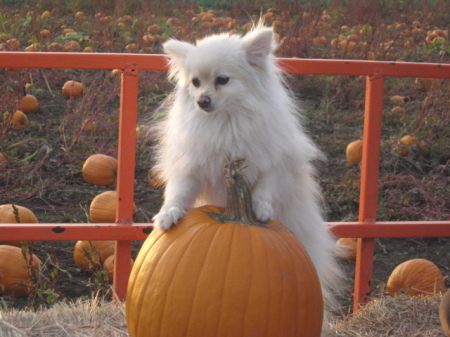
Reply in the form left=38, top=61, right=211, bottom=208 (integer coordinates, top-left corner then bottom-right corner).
left=40, top=69, right=54, bottom=96
left=6, top=137, right=33, bottom=150
left=18, top=149, right=39, bottom=163
left=210, top=157, right=264, bottom=227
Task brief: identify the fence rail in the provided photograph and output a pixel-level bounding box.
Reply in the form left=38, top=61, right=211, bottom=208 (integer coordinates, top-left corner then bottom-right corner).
left=1, top=51, right=449, bottom=312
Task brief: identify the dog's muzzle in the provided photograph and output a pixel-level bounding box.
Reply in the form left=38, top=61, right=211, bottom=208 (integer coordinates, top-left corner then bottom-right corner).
left=197, top=95, right=212, bottom=112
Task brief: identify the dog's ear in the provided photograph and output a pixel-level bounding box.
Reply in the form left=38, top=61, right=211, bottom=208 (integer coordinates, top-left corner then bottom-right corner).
left=242, top=27, right=274, bottom=68
left=163, top=39, right=195, bottom=63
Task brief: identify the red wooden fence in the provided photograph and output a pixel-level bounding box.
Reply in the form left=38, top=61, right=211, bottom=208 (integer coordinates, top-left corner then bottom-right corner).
left=1, top=52, right=449, bottom=312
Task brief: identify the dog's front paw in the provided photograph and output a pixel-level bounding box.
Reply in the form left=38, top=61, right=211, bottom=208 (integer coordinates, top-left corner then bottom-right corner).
left=252, top=199, right=273, bottom=222
left=152, top=206, right=186, bottom=231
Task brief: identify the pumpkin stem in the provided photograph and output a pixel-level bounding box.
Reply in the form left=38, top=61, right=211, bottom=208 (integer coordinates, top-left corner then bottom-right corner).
left=210, top=157, right=265, bottom=227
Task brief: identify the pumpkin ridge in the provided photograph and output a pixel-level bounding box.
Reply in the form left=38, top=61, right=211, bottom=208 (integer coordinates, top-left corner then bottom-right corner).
left=151, top=232, right=194, bottom=336
left=134, top=230, right=180, bottom=336
left=184, top=223, right=224, bottom=336
left=266, top=226, right=289, bottom=331
left=128, top=231, right=165, bottom=334
left=159, top=222, right=214, bottom=336
left=245, top=227, right=271, bottom=337
left=199, top=223, right=239, bottom=336
left=278, top=230, right=299, bottom=333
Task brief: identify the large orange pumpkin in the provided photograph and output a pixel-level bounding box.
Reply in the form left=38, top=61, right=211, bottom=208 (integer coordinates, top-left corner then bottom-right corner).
left=126, top=158, right=323, bottom=337
left=386, top=258, right=446, bottom=297
left=0, top=245, right=42, bottom=297
left=0, top=204, right=38, bottom=246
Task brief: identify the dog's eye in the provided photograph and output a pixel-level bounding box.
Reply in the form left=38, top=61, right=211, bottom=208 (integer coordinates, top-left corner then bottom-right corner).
left=192, top=78, right=201, bottom=88
left=215, top=76, right=229, bottom=85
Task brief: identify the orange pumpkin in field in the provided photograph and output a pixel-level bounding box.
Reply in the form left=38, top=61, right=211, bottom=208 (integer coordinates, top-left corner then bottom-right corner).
left=89, top=191, right=136, bottom=223
left=103, top=254, right=134, bottom=282
left=18, top=94, right=39, bottom=113
left=386, top=258, right=446, bottom=297
left=73, top=240, right=115, bottom=272
left=126, top=158, right=323, bottom=337
left=147, top=167, right=165, bottom=189
left=346, top=139, right=363, bottom=165
left=0, top=204, right=38, bottom=246
left=82, top=154, right=117, bottom=186
left=4, top=110, right=29, bottom=130
left=62, top=80, right=83, bottom=97
left=398, top=135, right=417, bottom=157
left=0, top=245, right=42, bottom=297
left=335, top=238, right=357, bottom=261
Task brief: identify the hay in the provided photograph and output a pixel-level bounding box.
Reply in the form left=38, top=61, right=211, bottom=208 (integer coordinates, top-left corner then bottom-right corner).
left=0, top=294, right=445, bottom=336
left=0, top=296, right=128, bottom=337
left=328, top=294, right=445, bottom=336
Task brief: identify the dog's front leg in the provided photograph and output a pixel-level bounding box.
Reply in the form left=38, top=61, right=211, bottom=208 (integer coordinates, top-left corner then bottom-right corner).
left=152, top=175, right=199, bottom=231
left=251, top=169, right=280, bottom=222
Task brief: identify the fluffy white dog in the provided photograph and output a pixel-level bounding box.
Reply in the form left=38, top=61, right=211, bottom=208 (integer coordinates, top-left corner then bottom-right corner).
left=151, top=24, right=342, bottom=319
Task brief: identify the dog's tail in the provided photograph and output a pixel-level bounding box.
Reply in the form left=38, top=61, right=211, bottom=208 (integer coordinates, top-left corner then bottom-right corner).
left=275, top=164, right=345, bottom=324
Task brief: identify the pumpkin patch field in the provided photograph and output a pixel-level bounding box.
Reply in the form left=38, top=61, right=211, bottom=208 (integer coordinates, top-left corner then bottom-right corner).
left=0, top=1, right=449, bottom=335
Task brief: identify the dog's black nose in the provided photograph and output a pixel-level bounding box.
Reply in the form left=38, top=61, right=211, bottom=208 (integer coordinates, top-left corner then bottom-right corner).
left=197, top=96, right=211, bottom=110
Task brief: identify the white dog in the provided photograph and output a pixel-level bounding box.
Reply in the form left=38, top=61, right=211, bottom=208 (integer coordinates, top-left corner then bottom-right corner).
left=151, top=24, right=342, bottom=320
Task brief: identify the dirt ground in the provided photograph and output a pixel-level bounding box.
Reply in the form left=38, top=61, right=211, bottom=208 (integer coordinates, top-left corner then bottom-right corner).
left=0, top=69, right=448, bottom=315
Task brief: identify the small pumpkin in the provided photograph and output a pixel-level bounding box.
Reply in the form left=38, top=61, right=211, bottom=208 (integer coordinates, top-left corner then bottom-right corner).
left=147, top=167, right=165, bottom=189
left=89, top=191, right=136, bottom=223
left=103, top=254, right=134, bottom=282
left=64, top=40, right=81, bottom=52
left=39, top=29, right=51, bottom=38
left=81, top=119, right=98, bottom=131
left=335, top=238, right=357, bottom=261
left=24, top=43, right=39, bottom=52
left=73, top=240, right=115, bottom=272
left=0, top=245, right=42, bottom=297
left=62, top=80, right=83, bottom=98
left=18, top=94, right=39, bottom=113
left=4, top=110, right=29, bottom=130
left=110, top=69, right=121, bottom=78
left=41, top=10, right=51, bottom=19
left=440, top=289, right=450, bottom=337
left=0, top=204, right=38, bottom=246
left=386, top=258, right=446, bottom=297
left=82, top=154, right=117, bottom=186
left=398, top=135, right=417, bottom=157
left=126, top=158, right=323, bottom=337
left=346, top=139, right=363, bottom=165
left=62, top=28, right=76, bottom=36
left=390, top=95, right=407, bottom=105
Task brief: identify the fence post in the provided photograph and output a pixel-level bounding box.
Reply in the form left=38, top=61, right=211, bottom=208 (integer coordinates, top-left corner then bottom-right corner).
left=353, top=74, right=385, bottom=312
left=114, top=64, right=140, bottom=302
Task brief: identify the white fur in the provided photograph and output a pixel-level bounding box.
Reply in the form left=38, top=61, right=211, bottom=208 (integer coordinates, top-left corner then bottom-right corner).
left=151, top=25, right=342, bottom=325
